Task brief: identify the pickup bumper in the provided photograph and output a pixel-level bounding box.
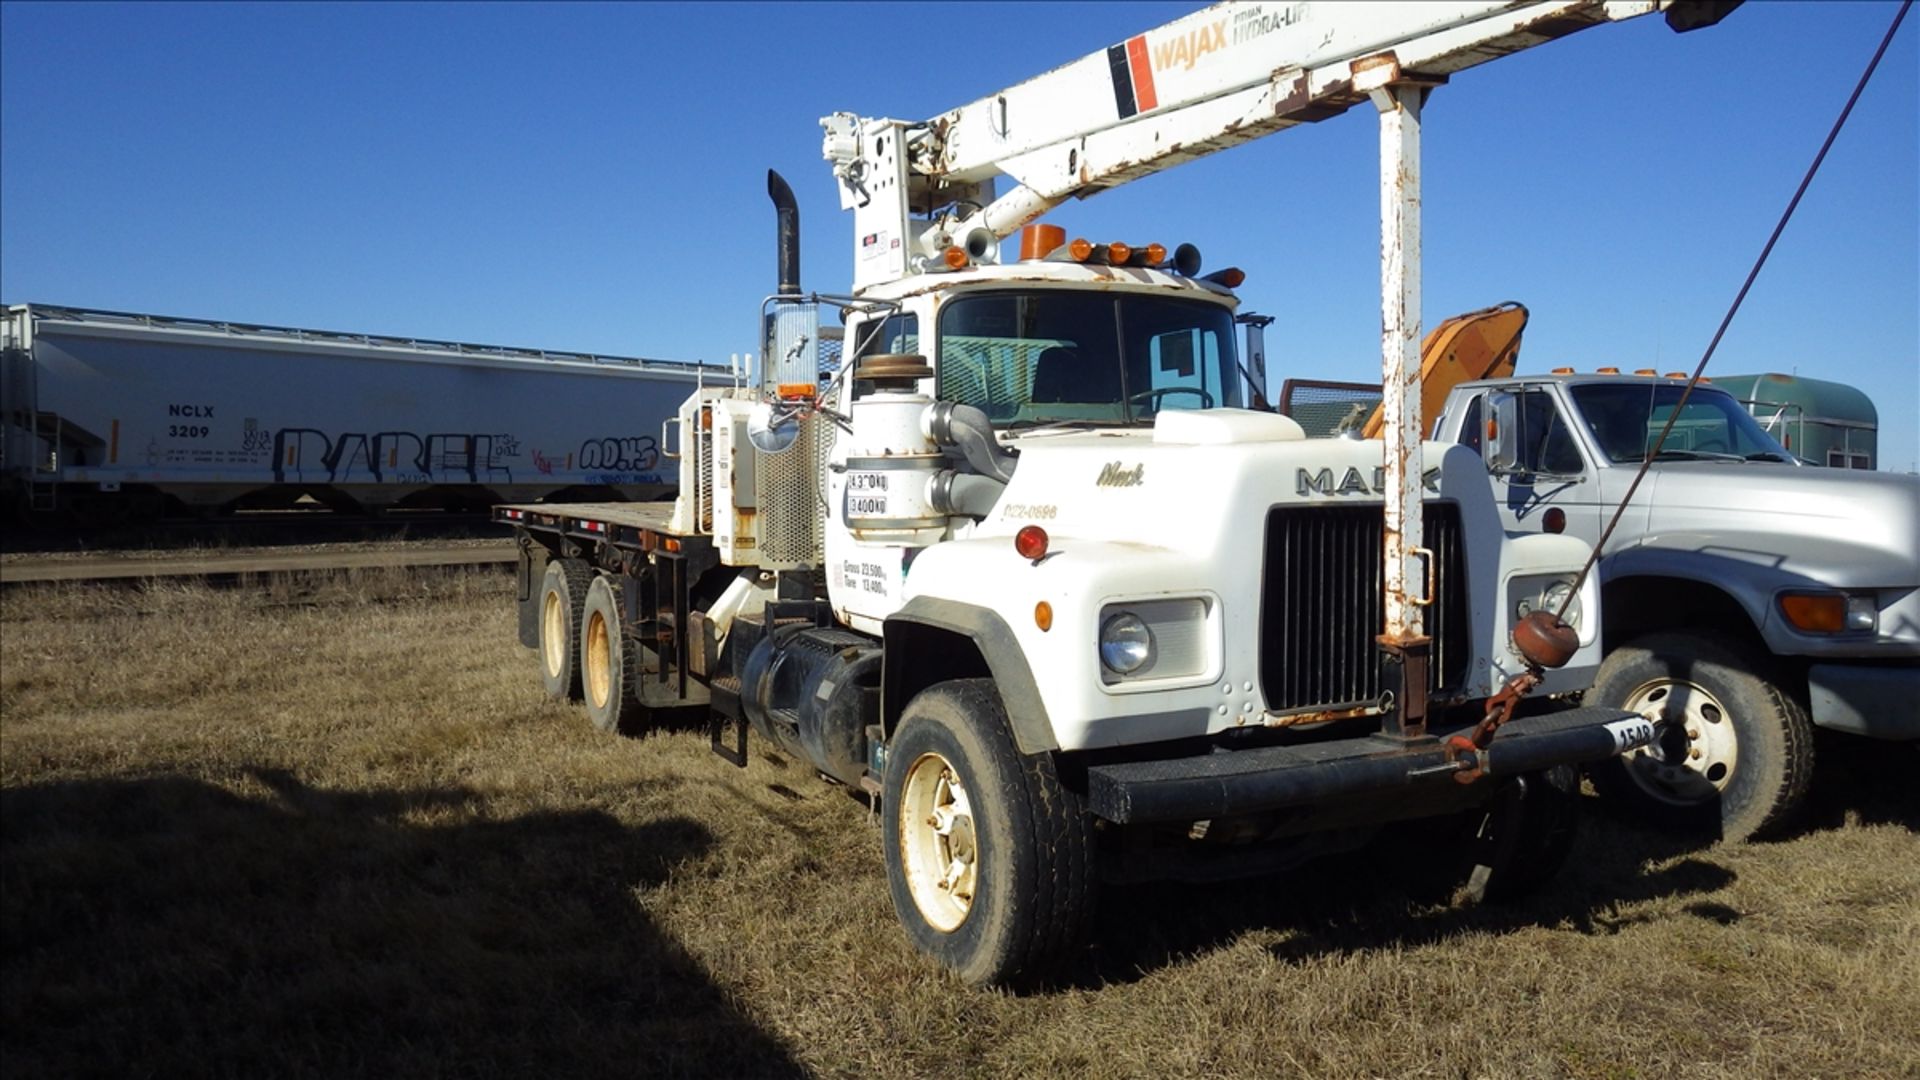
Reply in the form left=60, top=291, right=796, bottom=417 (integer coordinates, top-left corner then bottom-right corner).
left=1808, top=662, right=1920, bottom=740
left=1086, top=706, right=1652, bottom=825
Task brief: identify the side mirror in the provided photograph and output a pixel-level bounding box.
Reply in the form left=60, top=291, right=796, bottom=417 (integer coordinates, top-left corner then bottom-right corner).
left=1484, top=391, right=1521, bottom=473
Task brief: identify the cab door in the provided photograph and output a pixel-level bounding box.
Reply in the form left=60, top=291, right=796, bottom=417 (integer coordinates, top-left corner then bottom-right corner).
left=1461, top=387, right=1606, bottom=541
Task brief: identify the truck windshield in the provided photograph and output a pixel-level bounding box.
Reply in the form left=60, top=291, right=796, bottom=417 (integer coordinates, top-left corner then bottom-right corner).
left=935, top=290, right=1241, bottom=426
left=1570, top=383, right=1794, bottom=463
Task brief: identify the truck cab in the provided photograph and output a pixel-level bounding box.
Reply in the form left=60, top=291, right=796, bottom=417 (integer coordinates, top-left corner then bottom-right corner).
left=1435, top=373, right=1920, bottom=839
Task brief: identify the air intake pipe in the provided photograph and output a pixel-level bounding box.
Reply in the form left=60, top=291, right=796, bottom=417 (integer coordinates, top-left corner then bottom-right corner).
left=928, top=471, right=1006, bottom=519
left=925, top=401, right=1018, bottom=485
left=767, top=169, right=800, bottom=296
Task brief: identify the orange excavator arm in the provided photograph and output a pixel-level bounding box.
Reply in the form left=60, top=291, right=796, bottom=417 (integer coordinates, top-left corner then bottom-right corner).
left=1360, top=302, right=1528, bottom=439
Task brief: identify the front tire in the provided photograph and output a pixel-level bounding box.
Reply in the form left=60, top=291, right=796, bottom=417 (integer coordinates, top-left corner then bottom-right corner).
left=1587, top=630, right=1813, bottom=842
left=882, top=679, right=1094, bottom=988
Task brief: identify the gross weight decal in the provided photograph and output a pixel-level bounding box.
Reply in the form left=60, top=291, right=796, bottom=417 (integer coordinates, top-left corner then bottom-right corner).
left=846, top=471, right=891, bottom=517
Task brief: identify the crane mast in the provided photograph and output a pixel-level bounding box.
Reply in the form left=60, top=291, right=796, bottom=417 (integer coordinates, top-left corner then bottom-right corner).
left=822, top=0, right=1734, bottom=672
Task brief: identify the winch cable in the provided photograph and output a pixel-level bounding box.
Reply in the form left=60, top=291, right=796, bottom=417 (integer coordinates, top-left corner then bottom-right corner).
left=1555, top=0, right=1912, bottom=621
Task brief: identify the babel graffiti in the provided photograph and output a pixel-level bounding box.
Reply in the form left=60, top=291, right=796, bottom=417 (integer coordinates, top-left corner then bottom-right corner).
left=273, top=429, right=520, bottom=484
left=267, top=426, right=662, bottom=485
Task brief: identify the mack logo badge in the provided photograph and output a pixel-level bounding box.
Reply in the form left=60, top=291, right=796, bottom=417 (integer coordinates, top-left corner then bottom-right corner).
left=1096, top=462, right=1145, bottom=488
left=1296, top=466, right=1441, bottom=496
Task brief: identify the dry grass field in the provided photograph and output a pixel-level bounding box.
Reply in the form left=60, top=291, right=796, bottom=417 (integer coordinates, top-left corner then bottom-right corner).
left=3, top=569, right=1915, bottom=1079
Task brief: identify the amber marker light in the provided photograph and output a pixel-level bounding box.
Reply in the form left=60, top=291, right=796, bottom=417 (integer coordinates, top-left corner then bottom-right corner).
left=1145, top=242, right=1167, bottom=265
left=1203, top=267, right=1246, bottom=287
left=1108, top=241, right=1132, bottom=264
left=1597, top=366, right=1621, bottom=375
left=943, top=245, right=970, bottom=270
left=1065, top=238, right=1093, bottom=262
left=1780, top=592, right=1846, bottom=632
left=1034, top=601, right=1054, bottom=632
left=1020, top=223, right=1066, bottom=261
left=1014, top=524, right=1049, bottom=561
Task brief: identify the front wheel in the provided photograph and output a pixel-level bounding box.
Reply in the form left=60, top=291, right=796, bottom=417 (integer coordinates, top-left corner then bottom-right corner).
left=883, top=679, right=1094, bottom=988
left=1587, top=630, right=1813, bottom=842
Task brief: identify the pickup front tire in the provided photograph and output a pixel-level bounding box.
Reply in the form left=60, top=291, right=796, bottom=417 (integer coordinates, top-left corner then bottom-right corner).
left=1588, top=631, right=1813, bottom=842
left=883, top=679, right=1094, bottom=988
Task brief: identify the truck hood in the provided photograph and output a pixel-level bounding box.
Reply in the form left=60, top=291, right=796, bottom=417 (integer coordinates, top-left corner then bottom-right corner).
left=1626, top=464, right=1920, bottom=586
left=992, top=413, right=1495, bottom=554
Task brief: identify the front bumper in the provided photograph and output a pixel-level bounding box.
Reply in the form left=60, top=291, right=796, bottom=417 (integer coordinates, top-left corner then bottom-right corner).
left=1086, top=706, right=1651, bottom=824
left=1808, top=662, right=1920, bottom=740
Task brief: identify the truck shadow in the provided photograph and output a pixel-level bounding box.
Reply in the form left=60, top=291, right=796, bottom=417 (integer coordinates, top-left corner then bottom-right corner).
left=1081, top=817, right=1732, bottom=986
left=0, top=770, right=804, bottom=1079
left=1790, top=731, right=1920, bottom=834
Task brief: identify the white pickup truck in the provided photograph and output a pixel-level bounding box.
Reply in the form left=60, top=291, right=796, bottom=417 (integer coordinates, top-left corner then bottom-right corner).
left=1432, top=373, right=1920, bottom=840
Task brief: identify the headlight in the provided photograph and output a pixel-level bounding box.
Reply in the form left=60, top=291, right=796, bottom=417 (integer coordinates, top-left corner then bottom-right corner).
left=1099, top=612, right=1154, bottom=674
left=1516, top=579, right=1581, bottom=633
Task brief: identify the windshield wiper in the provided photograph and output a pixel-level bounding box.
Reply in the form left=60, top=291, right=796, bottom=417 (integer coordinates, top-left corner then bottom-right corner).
left=1649, top=449, right=1745, bottom=463
left=1743, top=450, right=1793, bottom=462
left=1002, top=417, right=1125, bottom=432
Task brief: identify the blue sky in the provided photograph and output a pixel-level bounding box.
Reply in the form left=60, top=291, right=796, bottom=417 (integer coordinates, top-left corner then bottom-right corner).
left=3, top=1, right=1915, bottom=468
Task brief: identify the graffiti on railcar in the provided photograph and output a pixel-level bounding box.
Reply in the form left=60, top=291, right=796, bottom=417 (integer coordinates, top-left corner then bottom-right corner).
left=576, top=435, right=659, bottom=473
left=272, top=428, right=521, bottom=484
left=130, top=408, right=668, bottom=487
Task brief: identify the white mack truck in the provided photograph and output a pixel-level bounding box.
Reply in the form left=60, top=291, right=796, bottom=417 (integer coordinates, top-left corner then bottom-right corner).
left=497, top=1, right=1737, bottom=986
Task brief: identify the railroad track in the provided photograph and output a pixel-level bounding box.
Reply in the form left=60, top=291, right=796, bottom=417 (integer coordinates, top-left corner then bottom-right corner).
left=0, top=541, right=518, bottom=586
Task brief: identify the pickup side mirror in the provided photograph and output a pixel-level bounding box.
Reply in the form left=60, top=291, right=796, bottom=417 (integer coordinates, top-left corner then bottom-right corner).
left=1484, top=391, right=1521, bottom=473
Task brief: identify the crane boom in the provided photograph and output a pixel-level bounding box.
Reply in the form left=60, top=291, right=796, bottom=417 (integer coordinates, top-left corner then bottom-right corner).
left=824, top=0, right=1733, bottom=289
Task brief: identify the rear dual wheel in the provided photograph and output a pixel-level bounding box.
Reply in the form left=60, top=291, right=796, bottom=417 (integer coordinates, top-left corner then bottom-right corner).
left=537, top=559, right=644, bottom=735
left=538, top=558, right=593, bottom=702
left=579, top=575, right=645, bottom=735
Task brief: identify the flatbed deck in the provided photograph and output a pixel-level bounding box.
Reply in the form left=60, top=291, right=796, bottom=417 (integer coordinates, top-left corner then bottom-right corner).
left=494, top=501, right=678, bottom=531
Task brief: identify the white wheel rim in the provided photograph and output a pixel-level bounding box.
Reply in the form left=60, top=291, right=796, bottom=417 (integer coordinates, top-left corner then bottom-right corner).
left=898, top=751, right=977, bottom=933
left=584, top=609, right=612, bottom=710
left=541, top=590, right=566, bottom=678
left=1618, top=678, right=1739, bottom=806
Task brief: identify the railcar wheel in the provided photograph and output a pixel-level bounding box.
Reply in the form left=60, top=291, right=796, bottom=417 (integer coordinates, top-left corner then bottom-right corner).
left=537, top=558, right=593, bottom=702
left=882, top=679, right=1093, bottom=989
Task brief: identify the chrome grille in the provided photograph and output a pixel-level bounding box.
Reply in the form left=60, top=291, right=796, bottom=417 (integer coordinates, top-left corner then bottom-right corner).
left=1259, top=503, right=1469, bottom=714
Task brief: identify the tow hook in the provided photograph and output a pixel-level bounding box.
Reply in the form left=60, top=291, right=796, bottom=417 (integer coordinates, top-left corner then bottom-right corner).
left=1445, top=669, right=1541, bottom=784
left=1441, top=610, right=1580, bottom=783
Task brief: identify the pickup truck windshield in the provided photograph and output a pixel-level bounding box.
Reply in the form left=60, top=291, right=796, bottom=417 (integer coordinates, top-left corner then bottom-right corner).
left=935, top=290, right=1241, bottom=427
left=1571, top=383, right=1793, bottom=463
